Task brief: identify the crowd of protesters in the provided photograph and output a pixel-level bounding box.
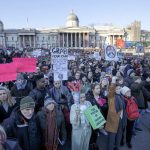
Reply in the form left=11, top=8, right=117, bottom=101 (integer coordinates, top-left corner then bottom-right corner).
left=0, top=48, right=150, bottom=150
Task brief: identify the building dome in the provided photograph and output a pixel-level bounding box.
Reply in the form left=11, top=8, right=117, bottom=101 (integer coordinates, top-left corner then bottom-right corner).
left=66, top=11, right=79, bottom=27
left=0, top=20, right=4, bottom=32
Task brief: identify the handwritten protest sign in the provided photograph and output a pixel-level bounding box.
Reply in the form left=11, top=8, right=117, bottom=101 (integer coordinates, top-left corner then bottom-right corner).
left=13, top=58, right=36, bottom=73
left=51, top=48, right=68, bottom=81
left=84, top=105, right=106, bottom=130
left=0, top=63, right=17, bottom=82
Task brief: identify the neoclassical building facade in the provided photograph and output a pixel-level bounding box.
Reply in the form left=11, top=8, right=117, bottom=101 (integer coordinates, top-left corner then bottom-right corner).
left=0, top=11, right=141, bottom=50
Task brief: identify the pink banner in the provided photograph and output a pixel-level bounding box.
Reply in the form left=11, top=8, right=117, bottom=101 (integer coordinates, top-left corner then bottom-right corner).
left=13, top=58, right=36, bottom=73
left=0, top=63, right=17, bottom=82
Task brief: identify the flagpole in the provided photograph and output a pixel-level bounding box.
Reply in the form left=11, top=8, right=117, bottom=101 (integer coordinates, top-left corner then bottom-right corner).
left=27, top=18, right=29, bottom=28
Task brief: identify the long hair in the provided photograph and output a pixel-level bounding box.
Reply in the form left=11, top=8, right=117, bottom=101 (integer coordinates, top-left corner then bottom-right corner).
left=0, top=86, right=15, bottom=106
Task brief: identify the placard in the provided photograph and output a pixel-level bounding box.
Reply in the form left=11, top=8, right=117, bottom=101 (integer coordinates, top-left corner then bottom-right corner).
left=84, top=105, right=106, bottom=130
left=104, top=45, right=118, bottom=61
left=51, top=47, right=68, bottom=81
left=13, top=58, right=36, bottom=73
left=0, top=63, right=17, bottom=82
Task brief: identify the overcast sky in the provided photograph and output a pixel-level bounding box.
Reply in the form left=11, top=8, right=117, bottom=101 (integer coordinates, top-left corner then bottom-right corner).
left=0, top=0, right=150, bottom=30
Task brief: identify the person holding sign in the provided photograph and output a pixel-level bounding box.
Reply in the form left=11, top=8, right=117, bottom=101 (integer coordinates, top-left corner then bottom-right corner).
left=105, top=77, right=126, bottom=150
left=70, top=93, right=92, bottom=150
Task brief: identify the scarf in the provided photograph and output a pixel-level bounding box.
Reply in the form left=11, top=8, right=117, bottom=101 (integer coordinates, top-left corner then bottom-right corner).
left=16, top=80, right=27, bottom=90
left=45, top=108, right=58, bottom=150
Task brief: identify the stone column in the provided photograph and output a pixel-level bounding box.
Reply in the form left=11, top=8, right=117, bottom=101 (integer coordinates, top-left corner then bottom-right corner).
left=110, top=35, right=112, bottom=45
left=58, top=33, right=61, bottom=47
left=29, top=36, right=31, bottom=47
left=18, top=36, right=20, bottom=48
left=83, top=33, right=85, bottom=48
left=75, top=33, right=77, bottom=47
left=79, top=33, right=81, bottom=48
left=3, top=36, right=6, bottom=48
left=67, top=33, right=68, bottom=47
left=112, top=35, right=115, bottom=45
left=23, top=36, right=25, bottom=47
left=88, top=33, right=90, bottom=48
left=71, top=33, right=72, bottom=48
left=33, top=36, right=36, bottom=48
left=62, top=33, right=64, bottom=47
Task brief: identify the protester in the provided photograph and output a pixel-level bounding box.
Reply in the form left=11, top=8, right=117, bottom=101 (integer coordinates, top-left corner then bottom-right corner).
left=80, top=74, right=91, bottom=94
left=29, top=74, right=47, bottom=112
left=70, top=93, right=92, bottom=150
left=100, top=77, right=109, bottom=99
left=143, top=73, right=150, bottom=113
left=49, top=80, right=73, bottom=109
left=0, top=86, right=17, bottom=123
left=67, top=72, right=81, bottom=93
left=11, top=73, right=32, bottom=105
left=121, top=86, right=139, bottom=148
left=36, top=96, right=67, bottom=150
left=105, top=77, right=126, bottom=150
left=2, top=96, right=42, bottom=150
left=87, top=83, right=108, bottom=120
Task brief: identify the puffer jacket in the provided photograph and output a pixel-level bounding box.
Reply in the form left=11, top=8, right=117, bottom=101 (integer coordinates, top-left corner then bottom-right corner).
left=2, top=108, right=42, bottom=150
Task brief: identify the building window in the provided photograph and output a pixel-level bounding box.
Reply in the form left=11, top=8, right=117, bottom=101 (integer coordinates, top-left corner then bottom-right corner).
left=43, top=37, right=45, bottom=40
left=12, top=37, right=14, bottom=41
left=6, top=37, right=8, bottom=41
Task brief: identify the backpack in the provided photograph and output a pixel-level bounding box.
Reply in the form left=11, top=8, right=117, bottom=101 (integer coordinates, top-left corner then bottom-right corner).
left=125, top=96, right=140, bottom=120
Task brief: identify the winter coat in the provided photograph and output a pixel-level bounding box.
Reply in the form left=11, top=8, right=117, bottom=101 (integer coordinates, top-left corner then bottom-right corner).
left=143, top=81, right=150, bottom=102
left=48, top=86, right=73, bottom=109
left=29, top=88, right=47, bottom=112
left=86, top=91, right=108, bottom=119
left=123, top=64, right=133, bottom=77
left=124, top=76, right=134, bottom=88
left=130, top=82, right=145, bottom=109
left=105, top=84, right=121, bottom=133
left=143, top=81, right=150, bottom=92
left=3, top=139, right=22, bottom=150
left=0, top=103, right=17, bottom=123
left=2, top=108, right=42, bottom=150
left=36, top=107, right=67, bottom=144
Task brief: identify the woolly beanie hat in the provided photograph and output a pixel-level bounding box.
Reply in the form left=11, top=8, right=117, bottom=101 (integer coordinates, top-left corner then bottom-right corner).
left=44, top=97, right=57, bottom=107
left=20, top=96, right=35, bottom=110
left=121, top=86, right=130, bottom=96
